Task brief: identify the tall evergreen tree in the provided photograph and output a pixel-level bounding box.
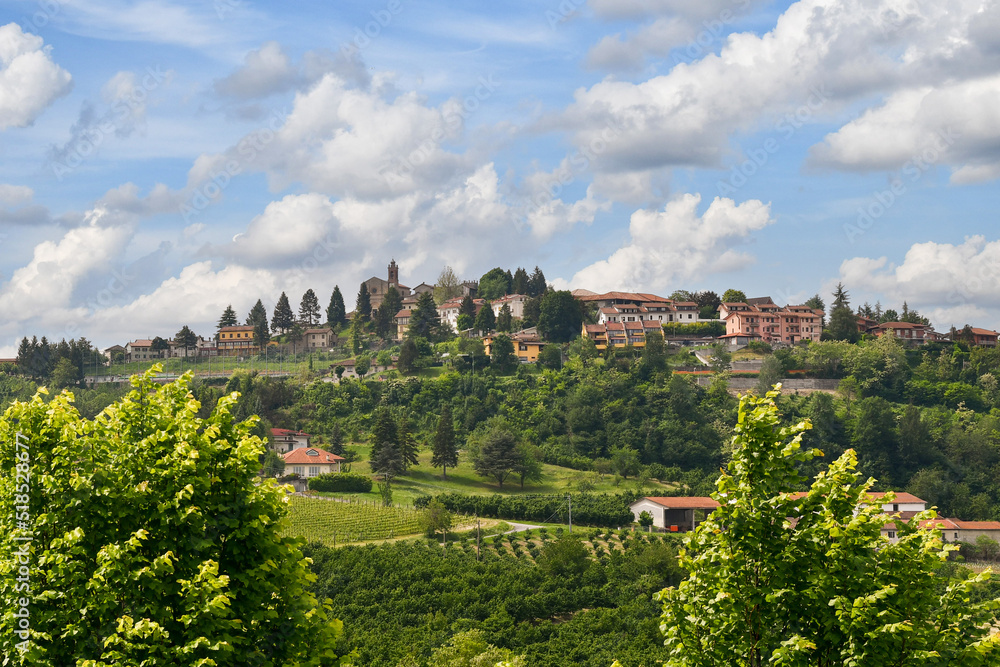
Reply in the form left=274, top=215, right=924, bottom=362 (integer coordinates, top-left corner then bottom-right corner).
left=272, top=292, right=295, bottom=333
left=472, top=425, right=520, bottom=488
left=458, top=294, right=476, bottom=320
left=247, top=298, right=270, bottom=348
left=805, top=294, right=826, bottom=326
left=527, top=266, right=547, bottom=297
left=299, top=289, right=321, bottom=325
left=496, top=303, right=513, bottom=332
left=409, top=292, right=442, bottom=340
left=474, top=302, right=496, bottom=334
left=15, top=337, right=32, bottom=376
left=512, top=267, right=530, bottom=295
left=356, top=284, right=372, bottom=323
left=327, top=286, right=347, bottom=328
left=174, top=325, right=198, bottom=355
left=218, top=304, right=238, bottom=329
left=397, top=415, right=419, bottom=471
left=375, top=286, right=404, bottom=340
left=827, top=283, right=859, bottom=343
left=431, top=404, right=458, bottom=479
left=369, top=407, right=403, bottom=481
left=329, top=422, right=344, bottom=456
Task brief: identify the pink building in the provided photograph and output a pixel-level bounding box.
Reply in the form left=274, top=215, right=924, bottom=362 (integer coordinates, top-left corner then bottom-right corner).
left=718, top=297, right=823, bottom=345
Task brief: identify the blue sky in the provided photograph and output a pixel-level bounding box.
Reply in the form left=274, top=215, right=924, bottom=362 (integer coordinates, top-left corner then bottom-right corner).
left=0, top=0, right=999, bottom=351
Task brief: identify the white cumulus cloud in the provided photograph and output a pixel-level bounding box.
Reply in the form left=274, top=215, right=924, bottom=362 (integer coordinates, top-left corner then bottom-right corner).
left=0, top=23, right=72, bottom=130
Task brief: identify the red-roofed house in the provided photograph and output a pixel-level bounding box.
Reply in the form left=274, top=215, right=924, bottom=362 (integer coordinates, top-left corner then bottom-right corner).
left=629, top=497, right=721, bottom=532
left=283, top=447, right=345, bottom=477
left=718, top=297, right=823, bottom=345
left=969, top=328, right=999, bottom=347
left=271, top=428, right=311, bottom=453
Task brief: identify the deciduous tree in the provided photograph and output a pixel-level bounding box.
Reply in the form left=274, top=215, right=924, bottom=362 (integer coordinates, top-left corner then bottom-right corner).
left=657, top=387, right=1000, bottom=667
left=433, top=266, right=462, bottom=305
left=537, top=290, right=582, bottom=343
left=0, top=369, right=352, bottom=664
left=472, top=425, right=520, bottom=488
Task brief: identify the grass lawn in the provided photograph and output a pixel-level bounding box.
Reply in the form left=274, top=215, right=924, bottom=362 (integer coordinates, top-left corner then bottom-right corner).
left=86, top=353, right=354, bottom=378
left=307, top=443, right=674, bottom=506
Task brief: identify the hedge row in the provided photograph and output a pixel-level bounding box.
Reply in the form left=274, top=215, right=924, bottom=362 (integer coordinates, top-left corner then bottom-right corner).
left=416, top=491, right=640, bottom=527
left=307, top=472, right=373, bottom=493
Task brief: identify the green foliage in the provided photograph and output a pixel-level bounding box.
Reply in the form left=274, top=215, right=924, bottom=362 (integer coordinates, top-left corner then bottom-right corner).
left=419, top=498, right=454, bottom=538
left=0, top=368, right=351, bottom=665
left=720, top=289, right=747, bottom=303
left=661, top=321, right=727, bottom=337
left=432, top=404, right=459, bottom=478
left=827, top=282, right=860, bottom=343
left=272, top=291, right=295, bottom=332
left=283, top=495, right=423, bottom=543
left=218, top=304, right=238, bottom=329
left=490, top=334, right=518, bottom=374
left=410, top=291, right=444, bottom=340
left=474, top=303, right=496, bottom=334
left=424, top=492, right=636, bottom=526
left=398, top=337, right=418, bottom=374
left=472, top=425, right=520, bottom=487
left=496, top=303, right=514, bottom=333
left=308, top=471, right=374, bottom=492
left=658, top=386, right=1000, bottom=667
left=301, top=534, right=678, bottom=666
left=536, top=343, right=562, bottom=371
left=537, top=290, right=583, bottom=343
left=327, top=285, right=347, bottom=328
left=356, top=283, right=372, bottom=323
left=536, top=535, right=589, bottom=578
left=478, top=267, right=512, bottom=300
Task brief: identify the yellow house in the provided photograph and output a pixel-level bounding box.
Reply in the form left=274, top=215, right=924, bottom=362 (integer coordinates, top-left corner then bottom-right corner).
left=483, top=332, right=547, bottom=363
left=217, top=325, right=256, bottom=355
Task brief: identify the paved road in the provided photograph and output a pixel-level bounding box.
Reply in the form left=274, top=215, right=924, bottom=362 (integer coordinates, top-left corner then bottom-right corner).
left=504, top=521, right=544, bottom=534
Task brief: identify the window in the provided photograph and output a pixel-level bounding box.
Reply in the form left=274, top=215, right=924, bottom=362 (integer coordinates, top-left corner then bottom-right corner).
left=887, top=531, right=895, bottom=539
left=293, top=466, right=304, bottom=475
left=309, top=466, right=319, bottom=477
left=892, top=503, right=899, bottom=512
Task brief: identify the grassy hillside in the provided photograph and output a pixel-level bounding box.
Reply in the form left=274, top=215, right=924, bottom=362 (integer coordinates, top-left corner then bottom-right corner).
left=307, top=444, right=674, bottom=505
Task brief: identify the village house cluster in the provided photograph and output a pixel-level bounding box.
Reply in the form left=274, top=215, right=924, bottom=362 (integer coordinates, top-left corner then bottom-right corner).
left=107, top=260, right=1000, bottom=364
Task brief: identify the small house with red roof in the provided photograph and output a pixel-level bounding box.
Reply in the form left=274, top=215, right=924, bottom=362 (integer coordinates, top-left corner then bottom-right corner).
left=271, top=428, right=311, bottom=453
left=282, top=447, right=345, bottom=477
left=630, top=496, right=721, bottom=532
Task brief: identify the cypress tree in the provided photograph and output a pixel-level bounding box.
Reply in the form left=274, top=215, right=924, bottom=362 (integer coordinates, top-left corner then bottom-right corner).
left=431, top=404, right=459, bottom=479
left=327, top=286, right=347, bottom=328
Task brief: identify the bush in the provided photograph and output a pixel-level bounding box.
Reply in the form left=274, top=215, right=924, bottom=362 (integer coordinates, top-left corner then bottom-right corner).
left=308, top=471, right=374, bottom=493
left=425, top=491, right=638, bottom=527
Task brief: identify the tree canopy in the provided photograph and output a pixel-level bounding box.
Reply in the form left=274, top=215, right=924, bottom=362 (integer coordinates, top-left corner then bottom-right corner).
left=217, top=304, right=238, bottom=329
left=299, top=289, right=321, bottom=325
left=0, top=369, right=351, bottom=664
left=657, top=386, right=1000, bottom=667
left=537, top=291, right=583, bottom=343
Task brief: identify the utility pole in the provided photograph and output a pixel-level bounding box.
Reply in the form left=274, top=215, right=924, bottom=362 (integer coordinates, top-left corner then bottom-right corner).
left=567, top=494, right=572, bottom=533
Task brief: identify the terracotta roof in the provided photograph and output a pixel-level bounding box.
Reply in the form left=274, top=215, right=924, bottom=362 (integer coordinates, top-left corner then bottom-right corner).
left=672, top=301, right=698, bottom=307
left=272, top=428, right=310, bottom=438
left=865, top=492, right=926, bottom=504
left=283, top=447, right=345, bottom=464
left=970, top=328, right=999, bottom=337
left=875, top=321, right=927, bottom=329
left=129, top=340, right=154, bottom=347
left=577, top=291, right=670, bottom=303
left=717, top=332, right=762, bottom=339
left=585, top=324, right=606, bottom=333
left=640, top=496, right=721, bottom=509
left=219, top=325, right=255, bottom=331
left=952, top=520, right=1000, bottom=530
left=303, top=328, right=331, bottom=335
left=396, top=309, right=412, bottom=318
